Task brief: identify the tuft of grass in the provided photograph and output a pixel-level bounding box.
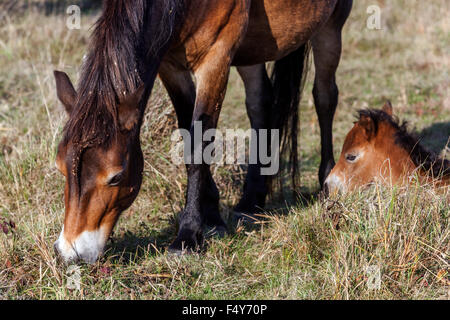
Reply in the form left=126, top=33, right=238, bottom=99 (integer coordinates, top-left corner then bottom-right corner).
left=0, top=0, right=449, bottom=299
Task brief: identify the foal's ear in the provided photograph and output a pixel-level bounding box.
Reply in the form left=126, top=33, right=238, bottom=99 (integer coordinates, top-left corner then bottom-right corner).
left=54, top=71, right=76, bottom=115
left=382, top=100, right=393, bottom=116
left=359, top=115, right=376, bottom=140
left=118, top=84, right=146, bottom=131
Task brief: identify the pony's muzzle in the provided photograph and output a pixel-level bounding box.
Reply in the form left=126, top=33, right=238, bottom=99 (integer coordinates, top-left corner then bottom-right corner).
left=54, top=226, right=107, bottom=264
left=53, top=237, right=79, bottom=264
left=324, top=174, right=345, bottom=196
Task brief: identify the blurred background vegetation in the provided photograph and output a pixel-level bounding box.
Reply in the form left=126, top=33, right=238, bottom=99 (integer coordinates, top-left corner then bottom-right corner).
left=1, top=0, right=101, bottom=16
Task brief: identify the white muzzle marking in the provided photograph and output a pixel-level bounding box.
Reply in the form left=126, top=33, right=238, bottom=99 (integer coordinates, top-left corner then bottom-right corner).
left=54, top=226, right=107, bottom=264
left=325, top=173, right=346, bottom=195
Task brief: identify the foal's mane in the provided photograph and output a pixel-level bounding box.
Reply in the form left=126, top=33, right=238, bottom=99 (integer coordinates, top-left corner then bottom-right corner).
left=64, top=0, right=180, bottom=148
left=359, top=109, right=450, bottom=179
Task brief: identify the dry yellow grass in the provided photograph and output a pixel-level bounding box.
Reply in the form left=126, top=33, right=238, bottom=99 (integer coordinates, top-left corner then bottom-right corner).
left=0, top=0, right=448, bottom=299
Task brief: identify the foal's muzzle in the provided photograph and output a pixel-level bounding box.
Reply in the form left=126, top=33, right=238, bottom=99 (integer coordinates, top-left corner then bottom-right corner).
left=323, top=174, right=345, bottom=196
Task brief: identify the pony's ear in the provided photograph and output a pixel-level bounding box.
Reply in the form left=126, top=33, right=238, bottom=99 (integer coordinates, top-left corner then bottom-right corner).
left=118, top=84, right=146, bottom=131
left=382, top=100, right=393, bottom=116
left=54, top=71, right=76, bottom=115
left=359, top=114, right=376, bottom=140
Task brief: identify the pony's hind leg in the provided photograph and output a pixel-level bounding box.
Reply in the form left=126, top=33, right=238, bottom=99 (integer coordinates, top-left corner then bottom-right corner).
left=311, top=0, right=352, bottom=188
left=234, top=64, right=273, bottom=217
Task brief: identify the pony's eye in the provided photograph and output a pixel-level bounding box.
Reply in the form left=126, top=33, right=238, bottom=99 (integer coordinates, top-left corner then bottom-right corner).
left=346, top=154, right=358, bottom=163
left=107, top=172, right=123, bottom=186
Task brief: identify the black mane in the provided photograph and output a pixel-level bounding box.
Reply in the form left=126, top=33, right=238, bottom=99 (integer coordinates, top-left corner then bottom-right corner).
left=60, top=0, right=181, bottom=187
left=358, top=109, right=450, bottom=179
left=64, top=0, right=181, bottom=148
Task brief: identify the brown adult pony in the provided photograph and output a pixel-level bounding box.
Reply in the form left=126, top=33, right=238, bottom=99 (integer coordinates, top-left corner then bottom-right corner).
left=325, top=102, right=449, bottom=194
left=53, top=0, right=353, bottom=263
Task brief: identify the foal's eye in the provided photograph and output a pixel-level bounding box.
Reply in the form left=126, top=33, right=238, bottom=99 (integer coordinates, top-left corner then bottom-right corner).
left=346, top=154, right=358, bottom=163
left=107, top=172, right=123, bottom=186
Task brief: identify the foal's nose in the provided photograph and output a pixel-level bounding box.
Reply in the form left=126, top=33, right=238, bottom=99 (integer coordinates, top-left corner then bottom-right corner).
left=323, top=173, right=344, bottom=195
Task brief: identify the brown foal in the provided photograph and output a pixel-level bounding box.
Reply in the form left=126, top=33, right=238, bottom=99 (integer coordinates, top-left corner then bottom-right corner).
left=325, top=102, right=449, bottom=194
left=53, top=0, right=353, bottom=263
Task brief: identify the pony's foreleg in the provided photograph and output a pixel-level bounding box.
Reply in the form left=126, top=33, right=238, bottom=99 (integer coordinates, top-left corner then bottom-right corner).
left=234, top=64, right=273, bottom=216
left=311, top=3, right=351, bottom=188
left=165, top=56, right=234, bottom=253
left=159, top=62, right=227, bottom=246
left=166, top=1, right=250, bottom=253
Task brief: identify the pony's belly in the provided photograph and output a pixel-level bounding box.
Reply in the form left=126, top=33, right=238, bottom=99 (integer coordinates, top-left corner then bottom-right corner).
left=233, top=0, right=337, bottom=66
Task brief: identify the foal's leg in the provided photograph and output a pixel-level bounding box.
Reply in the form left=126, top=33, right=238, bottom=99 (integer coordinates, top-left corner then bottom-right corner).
left=159, top=62, right=226, bottom=236
left=312, top=3, right=351, bottom=188
left=234, top=64, right=273, bottom=215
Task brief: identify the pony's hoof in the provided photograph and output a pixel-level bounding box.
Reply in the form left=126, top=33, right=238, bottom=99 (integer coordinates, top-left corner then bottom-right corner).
left=203, top=225, right=227, bottom=239
left=232, top=211, right=258, bottom=225
left=167, top=243, right=196, bottom=256
left=167, top=233, right=202, bottom=255
left=166, top=246, right=190, bottom=256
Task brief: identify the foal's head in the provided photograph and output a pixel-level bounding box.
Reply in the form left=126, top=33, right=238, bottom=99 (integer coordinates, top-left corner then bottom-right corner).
left=325, top=102, right=423, bottom=194
left=53, top=71, right=145, bottom=264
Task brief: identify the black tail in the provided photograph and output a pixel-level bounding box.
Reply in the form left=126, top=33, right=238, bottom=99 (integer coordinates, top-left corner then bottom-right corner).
left=268, top=43, right=311, bottom=195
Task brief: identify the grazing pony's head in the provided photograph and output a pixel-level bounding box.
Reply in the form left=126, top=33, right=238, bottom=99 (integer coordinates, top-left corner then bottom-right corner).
left=52, top=1, right=151, bottom=264
left=52, top=0, right=181, bottom=264
left=53, top=71, right=145, bottom=264
left=324, top=101, right=449, bottom=194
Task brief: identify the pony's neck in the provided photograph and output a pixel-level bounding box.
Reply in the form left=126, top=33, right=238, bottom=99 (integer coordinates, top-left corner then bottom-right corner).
left=138, top=0, right=185, bottom=84
left=87, top=0, right=183, bottom=91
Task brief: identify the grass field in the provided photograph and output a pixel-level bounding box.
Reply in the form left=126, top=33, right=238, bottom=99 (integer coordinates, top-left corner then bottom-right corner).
left=0, top=1, right=449, bottom=299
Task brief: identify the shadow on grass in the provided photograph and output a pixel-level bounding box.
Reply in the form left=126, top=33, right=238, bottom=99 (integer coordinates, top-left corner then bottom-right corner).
left=104, top=160, right=324, bottom=263
left=231, top=188, right=321, bottom=230
left=225, top=162, right=323, bottom=235
left=104, top=186, right=322, bottom=264
left=263, top=154, right=323, bottom=212
left=104, top=225, right=176, bottom=264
